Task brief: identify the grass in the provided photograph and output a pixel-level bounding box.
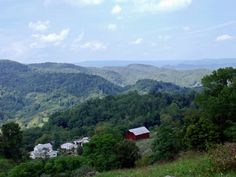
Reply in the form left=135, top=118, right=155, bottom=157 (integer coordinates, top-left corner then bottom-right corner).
left=96, top=152, right=236, bottom=177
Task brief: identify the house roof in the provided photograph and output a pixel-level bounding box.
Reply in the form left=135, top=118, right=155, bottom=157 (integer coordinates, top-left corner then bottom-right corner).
left=60, top=143, right=77, bottom=150
left=34, top=143, right=52, bottom=151
left=128, top=126, right=150, bottom=136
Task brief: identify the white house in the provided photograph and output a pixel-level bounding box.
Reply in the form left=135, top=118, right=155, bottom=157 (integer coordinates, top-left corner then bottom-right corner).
left=60, top=142, right=78, bottom=150
left=74, top=137, right=90, bottom=147
left=30, top=143, right=58, bottom=159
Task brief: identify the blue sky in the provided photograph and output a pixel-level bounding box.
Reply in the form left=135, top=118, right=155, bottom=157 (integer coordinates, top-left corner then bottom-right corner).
left=0, top=0, right=236, bottom=63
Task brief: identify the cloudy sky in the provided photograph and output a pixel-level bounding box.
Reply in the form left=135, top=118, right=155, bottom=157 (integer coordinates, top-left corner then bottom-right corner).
left=0, top=0, right=235, bottom=63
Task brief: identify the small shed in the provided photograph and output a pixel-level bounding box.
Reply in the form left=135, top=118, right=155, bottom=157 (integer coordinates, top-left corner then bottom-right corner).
left=125, top=126, right=150, bottom=140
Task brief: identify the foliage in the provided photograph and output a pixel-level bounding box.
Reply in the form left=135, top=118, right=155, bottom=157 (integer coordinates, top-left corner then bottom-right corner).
left=0, top=158, right=15, bottom=174
left=44, top=156, right=83, bottom=174
left=83, top=133, right=121, bottom=171
left=83, top=130, right=140, bottom=171
left=196, top=67, right=236, bottom=141
left=184, top=115, right=220, bottom=150
left=8, top=156, right=84, bottom=177
left=116, top=140, right=140, bottom=168
left=0, top=122, right=22, bottom=160
left=152, top=124, right=178, bottom=162
left=8, top=160, right=45, bottom=177
left=209, top=143, right=236, bottom=172
left=0, top=60, right=205, bottom=127
left=0, top=60, right=123, bottom=127
left=41, top=91, right=194, bottom=141
left=224, top=123, right=236, bottom=142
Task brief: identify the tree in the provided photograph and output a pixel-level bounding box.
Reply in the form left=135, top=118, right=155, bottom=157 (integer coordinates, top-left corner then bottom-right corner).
left=196, top=67, right=236, bottom=141
left=152, top=124, right=178, bottom=162
left=0, top=122, right=23, bottom=160
left=116, top=140, right=140, bottom=168
left=184, top=116, right=220, bottom=150
left=83, top=133, right=121, bottom=171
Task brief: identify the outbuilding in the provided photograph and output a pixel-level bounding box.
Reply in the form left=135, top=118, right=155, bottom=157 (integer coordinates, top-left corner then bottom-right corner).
left=125, top=126, right=150, bottom=140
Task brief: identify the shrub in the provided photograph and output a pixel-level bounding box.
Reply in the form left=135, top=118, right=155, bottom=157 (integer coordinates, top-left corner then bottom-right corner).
left=44, top=156, right=83, bottom=174
left=209, top=143, right=236, bottom=172
left=8, top=160, right=44, bottom=177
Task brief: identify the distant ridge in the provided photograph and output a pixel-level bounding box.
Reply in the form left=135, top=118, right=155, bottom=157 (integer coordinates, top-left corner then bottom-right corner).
left=77, top=58, right=236, bottom=69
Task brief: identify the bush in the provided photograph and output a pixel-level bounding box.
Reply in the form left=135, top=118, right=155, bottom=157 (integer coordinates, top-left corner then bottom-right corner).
left=8, top=160, right=44, bottom=177
left=0, top=159, right=15, bottom=173
left=209, top=143, right=236, bottom=172
left=8, top=156, right=84, bottom=177
left=44, top=156, right=83, bottom=174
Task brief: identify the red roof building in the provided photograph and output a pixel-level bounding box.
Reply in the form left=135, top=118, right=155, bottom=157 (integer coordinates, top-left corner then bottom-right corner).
left=125, top=126, right=150, bottom=141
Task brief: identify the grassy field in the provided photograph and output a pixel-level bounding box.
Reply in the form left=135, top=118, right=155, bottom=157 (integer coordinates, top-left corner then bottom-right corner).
left=96, top=152, right=236, bottom=177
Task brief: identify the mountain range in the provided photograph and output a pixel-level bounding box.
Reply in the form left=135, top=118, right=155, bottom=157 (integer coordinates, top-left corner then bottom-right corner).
left=0, top=59, right=212, bottom=127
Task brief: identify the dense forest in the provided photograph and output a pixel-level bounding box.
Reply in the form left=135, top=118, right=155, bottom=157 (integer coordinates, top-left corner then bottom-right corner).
left=0, top=60, right=197, bottom=127
left=31, top=62, right=211, bottom=87
left=0, top=61, right=235, bottom=176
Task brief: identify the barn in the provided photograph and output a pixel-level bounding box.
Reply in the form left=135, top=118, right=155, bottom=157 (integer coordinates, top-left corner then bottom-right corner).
left=125, top=126, right=150, bottom=140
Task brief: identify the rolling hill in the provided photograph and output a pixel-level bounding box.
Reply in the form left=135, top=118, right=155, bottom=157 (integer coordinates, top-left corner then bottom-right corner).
left=0, top=60, right=205, bottom=127
left=31, top=62, right=211, bottom=87
left=0, top=60, right=123, bottom=127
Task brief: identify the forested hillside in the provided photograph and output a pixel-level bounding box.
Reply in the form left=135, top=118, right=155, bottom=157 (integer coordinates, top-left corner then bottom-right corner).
left=22, top=91, right=195, bottom=151
left=0, top=60, right=123, bottom=127
left=31, top=62, right=211, bottom=87
left=0, top=67, right=235, bottom=177
left=0, top=60, right=195, bottom=127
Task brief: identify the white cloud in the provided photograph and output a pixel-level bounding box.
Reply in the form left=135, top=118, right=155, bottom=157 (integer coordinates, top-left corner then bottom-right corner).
left=216, top=34, right=234, bottom=42
left=112, top=5, right=122, bottom=15
left=45, top=0, right=103, bottom=6
left=29, top=21, right=50, bottom=32
left=80, top=41, right=106, bottom=50
left=107, top=24, right=117, bottom=31
left=131, top=38, right=143, bottom=45
left=157, top=0, right=192, bottom=12
left=117, top=0, right=192, bottom=13
left=32, top=28, right=70, bottom=45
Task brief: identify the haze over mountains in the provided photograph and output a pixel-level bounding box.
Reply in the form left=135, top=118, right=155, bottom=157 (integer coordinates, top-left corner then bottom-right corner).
left=78, top=58, right=236, bottom=69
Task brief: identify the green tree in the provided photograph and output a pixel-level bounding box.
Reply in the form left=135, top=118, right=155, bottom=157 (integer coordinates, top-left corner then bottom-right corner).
left=196, top=67, right=236, bottom=141
left=184, top=116, right=220, bottom=150
left=152, top=124, right=178, bottom=162
left=0, top=122, right=22, bottom=160
left=116, top=140, right=140, bottom=168
left=83, top=133, right=121, bottom=171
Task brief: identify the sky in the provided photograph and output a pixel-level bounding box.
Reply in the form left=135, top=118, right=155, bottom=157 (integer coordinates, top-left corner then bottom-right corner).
left=0, top=0, right=236, bottom=63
